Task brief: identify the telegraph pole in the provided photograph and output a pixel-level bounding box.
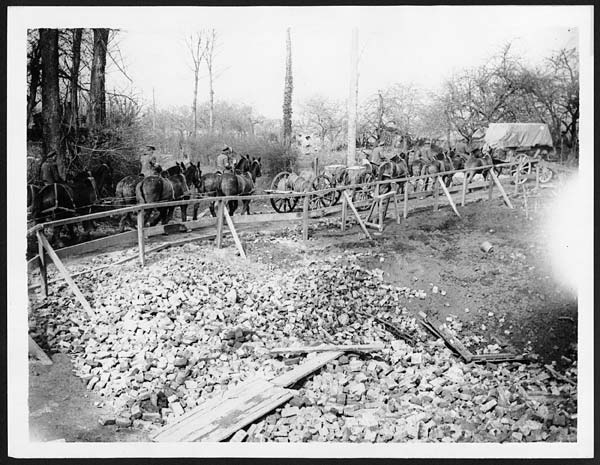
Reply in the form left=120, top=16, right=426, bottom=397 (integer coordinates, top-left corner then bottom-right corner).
left=347, top=27, right=358, bottom=167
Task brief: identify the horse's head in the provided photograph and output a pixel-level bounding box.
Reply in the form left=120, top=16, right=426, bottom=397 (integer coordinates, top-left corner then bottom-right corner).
left=234, top=155, right=250, bottom=174
left=250, top=157, right=262, bottom=181
left=185, top=162, right=202, bottom=189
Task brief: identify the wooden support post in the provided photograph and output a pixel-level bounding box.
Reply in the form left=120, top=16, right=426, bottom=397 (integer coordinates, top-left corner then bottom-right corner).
left=341, top=192, right=347, bottom=232
left=35, top=231, right=48, bottom=298
left=136, top=208, right=145, bottom=267
left=343, top=190, right=373, bottom=240
left=366, top=198, right=377, bottom=223
left=29, top=335, right=53, bottom=365
left=488, top=172, right=494, bottom=201
left=461, top=173, right=468, bottom=207
left=535, top=163, right=540, bottom=190
left=37, top=233, right=94, bottom=319
left=523, top=183, right=529, bottom=219
left=378, top=197, right=384, bottom=229
left=302, top=194, right=310, bottom=240
left=437, top=177, right=460, bottom=217
left=393, top=193, right=401, bottom=224
left=403, top=185, right=409, bottom=219
left=216, top=200, right=225, bottom=248
left=514, top=169, right=519, bottom=194
left=490, top=170, right=514, bottom=209
left=223, top=206, right=246, bottom=259
left=433, top=177, right=439, bottom=211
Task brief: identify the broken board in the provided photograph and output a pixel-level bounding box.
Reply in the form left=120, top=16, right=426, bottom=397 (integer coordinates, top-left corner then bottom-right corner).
left=151, top=377, right=293, bottom=442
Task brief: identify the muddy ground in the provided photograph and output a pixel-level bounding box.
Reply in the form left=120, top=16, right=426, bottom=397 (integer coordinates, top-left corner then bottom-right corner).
left=27, top=182, right=577, bottom=442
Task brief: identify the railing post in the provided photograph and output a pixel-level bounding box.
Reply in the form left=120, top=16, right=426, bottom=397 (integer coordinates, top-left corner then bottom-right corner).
left=461, top=172, right=468, bottom=206
left=302, top=194, right=310, bottom=241
left=514, top=167, right=520, bottom=195
left=488, top=171, right=494, bottom=201
left=403, top=183, right=409, bottom=219
left=137, top=207, right=145, bottom=267
left=341, top=191, right=347, bottom=231
left=535, top=163, right=540, bottom=190
left=36, top=230, right=48, bottom=298
left=216, top=199, right=225, bottom=248
left=433, top=176, right=439, bottom=211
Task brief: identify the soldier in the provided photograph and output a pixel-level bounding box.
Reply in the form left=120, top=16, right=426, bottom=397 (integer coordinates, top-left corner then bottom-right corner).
left=216, top=145, right=233, bottom=174
left=40, top=150, right=64, bottom=186
left=370, top=141, right=387, bottom=167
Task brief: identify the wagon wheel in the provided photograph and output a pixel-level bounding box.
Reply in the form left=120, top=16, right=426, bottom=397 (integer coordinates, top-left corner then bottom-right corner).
left=514, top=157, right=532, bottom=184
left=538, top=164, right=554, bottom=183
left=311, top=174, right=337, bottom=209
left=269, top=172, right=299, bottom=213
left=352, top=172, right=375, bottom=210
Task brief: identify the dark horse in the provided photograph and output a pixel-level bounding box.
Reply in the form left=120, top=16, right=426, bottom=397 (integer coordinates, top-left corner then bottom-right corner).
left=377, top=153, right=410, bottom=194
left=464, top=149, right=496, bottom=191
left=91, top=162, right=114, bottom=198
left=31, top=171, right=98, bottom=247
left=220, top=155, right=262, bottom=215
left=115, top=174, right=144, bottom=232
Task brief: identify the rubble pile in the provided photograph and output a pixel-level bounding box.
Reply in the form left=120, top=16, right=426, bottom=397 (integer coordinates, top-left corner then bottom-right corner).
left=29, top=241, right=577, bottom=442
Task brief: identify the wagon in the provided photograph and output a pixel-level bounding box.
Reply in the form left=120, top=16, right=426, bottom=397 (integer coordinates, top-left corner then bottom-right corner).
left=266, top=164, right=376, bottom=213
left=484, top=123, right=556, bottom=184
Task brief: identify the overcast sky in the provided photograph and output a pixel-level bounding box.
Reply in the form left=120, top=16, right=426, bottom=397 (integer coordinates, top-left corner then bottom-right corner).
left=97, top=6, right=582, bottom=120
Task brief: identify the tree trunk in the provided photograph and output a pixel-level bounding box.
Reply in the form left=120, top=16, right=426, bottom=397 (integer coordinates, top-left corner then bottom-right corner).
left=27, top=33, right=41, bottom=128
left=192, top=67, right=199, bottom=139
left=207, top=29, right=216, bottom=134
left=40, top=29, right=64, bottom=175
left=282, top=28, right=293, bottom=151
left=346, top=28, right=358, bottom=166
left=88, top=28, right=110, bottom=130
left=69, top=28, right=82, bottom=130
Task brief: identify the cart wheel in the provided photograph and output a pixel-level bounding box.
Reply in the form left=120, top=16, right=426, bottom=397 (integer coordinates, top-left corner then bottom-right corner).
left=271, top=195, right=298, bottom=213
left=352, top=172, right=374, bottom=208
left=269, top=172, right=298, bottom=213
left=512, top=157, right=531, bottom=184
left=538, top=165, right=554, bottom=183
left=311, top=175, right=337, bottom=208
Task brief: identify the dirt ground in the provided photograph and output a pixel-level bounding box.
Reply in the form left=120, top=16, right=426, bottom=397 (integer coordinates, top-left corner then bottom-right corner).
left=27, top=181, right=577, bottom=442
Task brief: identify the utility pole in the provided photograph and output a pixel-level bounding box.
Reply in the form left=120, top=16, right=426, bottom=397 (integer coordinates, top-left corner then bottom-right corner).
left=152, top=87, right=156, bottom=132
left=347, top=27, right=358, bottom=166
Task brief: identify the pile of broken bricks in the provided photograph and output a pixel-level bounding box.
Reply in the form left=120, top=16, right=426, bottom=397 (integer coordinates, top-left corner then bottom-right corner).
left=28, top=242, right=577, bottom=442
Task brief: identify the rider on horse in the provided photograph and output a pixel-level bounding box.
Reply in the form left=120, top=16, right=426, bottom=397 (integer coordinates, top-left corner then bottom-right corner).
left=216, top=145, right=234, bottom=174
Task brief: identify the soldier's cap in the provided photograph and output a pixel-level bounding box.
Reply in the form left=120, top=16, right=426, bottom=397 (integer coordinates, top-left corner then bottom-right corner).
left=222, top=145, right=231, bottom=152
left=145, top=145, right=156, bottom=151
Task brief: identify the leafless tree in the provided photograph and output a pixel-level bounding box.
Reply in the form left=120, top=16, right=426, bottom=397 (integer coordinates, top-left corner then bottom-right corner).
left=88, top=28, right=110, bottom=129
left=282, top=27, right=293, bottom=151
left=186, top=32, right=207, bottom=141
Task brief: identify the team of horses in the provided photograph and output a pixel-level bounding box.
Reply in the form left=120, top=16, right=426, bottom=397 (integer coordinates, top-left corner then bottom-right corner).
left=28, top=155, right=263, bottom=247
left=366, top=142, right=501, bottom=196
left=29, top=143, right=498, bottom=247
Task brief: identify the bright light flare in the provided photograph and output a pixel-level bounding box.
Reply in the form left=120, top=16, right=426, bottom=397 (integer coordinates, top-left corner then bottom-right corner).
left=544, top=175, right=584, bottom=296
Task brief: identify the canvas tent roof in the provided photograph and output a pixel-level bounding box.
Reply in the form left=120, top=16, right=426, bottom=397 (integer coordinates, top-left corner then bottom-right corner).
left=484, top=123, right=553, bottom=149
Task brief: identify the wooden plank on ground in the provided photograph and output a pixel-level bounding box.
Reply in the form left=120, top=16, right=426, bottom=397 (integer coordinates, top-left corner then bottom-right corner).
left=38, top=233, right=94, bottom=319
left=270, top=343, right=384, bottom=355
left=271, top=351, right=344, bottom=387
left=29, top=335, right=53, bottom=365
left=419, top=312, right=473, bottom=362
left=152, top=377, right=294, bottom=442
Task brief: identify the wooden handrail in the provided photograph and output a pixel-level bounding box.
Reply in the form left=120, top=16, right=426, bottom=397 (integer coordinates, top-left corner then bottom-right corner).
left=27, top=161, right=519, bottom=235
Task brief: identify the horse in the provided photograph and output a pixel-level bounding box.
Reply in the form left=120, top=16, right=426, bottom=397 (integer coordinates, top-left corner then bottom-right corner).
left=377, top=153, right=410, bottom=194
left=166, top=162, right=185, bottom=177
left=198, top=156, right=249, bottom=217
left=91, top=162, right=114, bottom=198
left=136, top=168, right=176, bottom=227
left=419, top=151, right=455, bottom=191
left=115, top=174, right=143, bottom=232
left=31, top=170, right=98, bottom=247
left=464, top=149, right=495, bottom=191
left=220, top=155, right=262, bottom=215
left=27, top=183, right=41, bottom=215
left=181, top=162, right=205, bottom=220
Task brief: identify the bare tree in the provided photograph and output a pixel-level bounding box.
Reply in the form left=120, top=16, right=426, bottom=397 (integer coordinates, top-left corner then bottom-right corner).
left=88, top=28, right=110, bottom=130
left=27, top=30, right=42, bottom=128
left=186, top=32, right=206, bottom=141
left=204, top=29, right=217, bottom=134
left=40, top=29, right=64, bottom=173
left=282, top=27, right=293, bottom=151
left=68, top=29, right=83, bottom=131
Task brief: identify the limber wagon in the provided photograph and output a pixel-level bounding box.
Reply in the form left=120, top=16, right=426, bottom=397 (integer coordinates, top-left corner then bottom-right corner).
left=266, top=164, right=375, bottom=213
